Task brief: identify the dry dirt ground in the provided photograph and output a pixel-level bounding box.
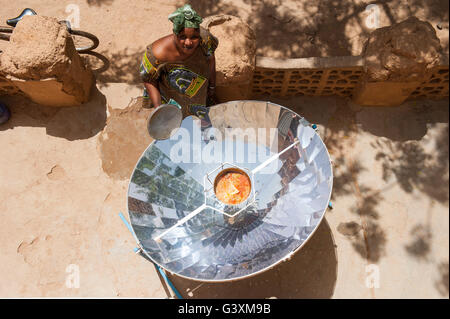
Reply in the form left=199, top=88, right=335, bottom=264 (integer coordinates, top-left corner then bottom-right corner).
left=0, top=0, right=449, bottom=298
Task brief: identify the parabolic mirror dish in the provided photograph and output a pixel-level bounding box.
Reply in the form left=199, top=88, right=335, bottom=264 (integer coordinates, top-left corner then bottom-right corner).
left=127, top=101, right=333, bottom=282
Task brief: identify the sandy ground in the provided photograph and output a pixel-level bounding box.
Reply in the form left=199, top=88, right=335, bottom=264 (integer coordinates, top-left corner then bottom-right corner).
left=0, top=0, right=449, bottom=298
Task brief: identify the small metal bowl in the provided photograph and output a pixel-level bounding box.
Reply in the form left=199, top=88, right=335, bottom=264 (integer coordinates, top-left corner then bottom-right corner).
left=147, top=104, right=182, bottom=140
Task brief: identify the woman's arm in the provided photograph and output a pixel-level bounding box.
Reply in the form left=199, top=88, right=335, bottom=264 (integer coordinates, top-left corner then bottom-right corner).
left=144, top=81, right=162, bottom=108
left=140, top=41, right=167, bottom=108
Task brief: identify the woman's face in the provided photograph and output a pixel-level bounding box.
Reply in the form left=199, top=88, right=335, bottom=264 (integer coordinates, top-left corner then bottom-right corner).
left=175, top=28, right=201, bottom=55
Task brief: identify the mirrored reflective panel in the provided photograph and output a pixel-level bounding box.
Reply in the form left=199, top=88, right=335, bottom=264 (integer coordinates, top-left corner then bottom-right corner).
left=128, top=101, right=333, bottom=281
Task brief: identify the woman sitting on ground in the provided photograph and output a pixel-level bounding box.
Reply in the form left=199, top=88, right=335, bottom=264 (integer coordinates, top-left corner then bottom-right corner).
left=139, top=4, right=218, bottom=118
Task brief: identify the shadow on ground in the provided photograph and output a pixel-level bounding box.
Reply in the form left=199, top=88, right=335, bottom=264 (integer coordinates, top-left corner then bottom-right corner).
left=80, top=51, right=111, bottom=76
left=435, top=261, right=449, bottom=297
left=361, top=102, right=449, bottom=204
left=91, top=48, right=144, bottom=88
left=162, top=218, right=337, bottom=299
left=0, top=86, right=107, bottom=141
left=86, top=0, right=114, bottom=6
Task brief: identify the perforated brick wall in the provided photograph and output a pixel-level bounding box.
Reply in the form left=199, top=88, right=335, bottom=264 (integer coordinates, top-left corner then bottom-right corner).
left=408, top=66, right=449, bottom=100
left=252, top=56, right=364, bottom=98
left=252, top=67, right=364, bottom=97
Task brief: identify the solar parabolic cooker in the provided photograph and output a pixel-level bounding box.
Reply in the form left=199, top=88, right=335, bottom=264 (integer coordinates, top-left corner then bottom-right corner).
left=127, top=101, right=333, bottom=282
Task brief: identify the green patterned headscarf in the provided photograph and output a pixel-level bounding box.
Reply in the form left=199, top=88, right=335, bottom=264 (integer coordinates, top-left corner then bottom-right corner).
left=168, top=4, right=203, bottom=34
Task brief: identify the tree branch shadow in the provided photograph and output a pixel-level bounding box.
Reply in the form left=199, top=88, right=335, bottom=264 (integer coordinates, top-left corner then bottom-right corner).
left=86, top=0, right=114, bottom=7
left=405, top=224, right=433, bottom=261
left=88, top=48, right=144, bottom=89
left=373, top=122, right=448, bottom=204
left=351, top=220, right=386, bottom=263
left=435, top=261, right=449, bottom=297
